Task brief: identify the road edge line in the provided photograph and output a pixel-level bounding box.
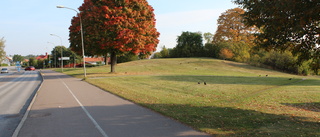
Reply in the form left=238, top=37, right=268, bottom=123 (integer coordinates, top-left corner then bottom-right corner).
left=12, top=71, right=44, bottom=137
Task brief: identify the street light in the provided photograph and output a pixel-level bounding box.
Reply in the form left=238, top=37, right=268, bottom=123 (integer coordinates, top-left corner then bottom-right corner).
left=47, top=42, right=57, bottom=68
left=50, top=34, right=63, bottom=72
left=57, top=5, right=87, bottom=78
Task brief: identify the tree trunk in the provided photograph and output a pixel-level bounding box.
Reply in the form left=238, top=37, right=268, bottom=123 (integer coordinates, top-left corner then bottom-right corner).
left=104, top=54, right=108, bottom=65
left=110, top=51, right=117, bottom=73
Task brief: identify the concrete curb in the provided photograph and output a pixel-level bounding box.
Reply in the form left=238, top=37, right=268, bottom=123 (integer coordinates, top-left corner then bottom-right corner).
left=12, top=71, right=44, bottom=137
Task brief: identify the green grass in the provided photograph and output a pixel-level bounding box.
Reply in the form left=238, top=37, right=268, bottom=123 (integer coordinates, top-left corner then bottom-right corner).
left=56, top=58, right=320, bottom=136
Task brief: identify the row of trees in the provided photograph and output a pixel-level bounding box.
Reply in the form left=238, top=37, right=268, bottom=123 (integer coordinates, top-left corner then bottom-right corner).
left=9, top=46, right=82, bottom=69
left=154, top=3, right=319, bottom=75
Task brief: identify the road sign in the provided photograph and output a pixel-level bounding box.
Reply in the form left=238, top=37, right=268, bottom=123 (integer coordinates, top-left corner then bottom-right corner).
left=16, top=61, right=21, bottom=67
left=58, top=57, right=70, bottom=60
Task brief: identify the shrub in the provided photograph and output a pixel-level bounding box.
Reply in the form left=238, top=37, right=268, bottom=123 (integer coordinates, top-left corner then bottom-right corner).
left=259, top=50, right=311, bottom=75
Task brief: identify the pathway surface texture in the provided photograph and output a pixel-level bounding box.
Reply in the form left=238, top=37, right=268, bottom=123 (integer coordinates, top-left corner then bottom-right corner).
left=16, top=70, right=210, bottom=137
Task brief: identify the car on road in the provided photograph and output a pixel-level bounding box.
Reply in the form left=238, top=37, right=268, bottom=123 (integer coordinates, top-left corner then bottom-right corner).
left=25, top=66, right=35, bottom=71
left=1, top=68, right=9, bottom=73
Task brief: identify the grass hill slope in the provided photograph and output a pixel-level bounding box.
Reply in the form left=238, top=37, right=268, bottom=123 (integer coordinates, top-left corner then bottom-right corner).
left=60, top=58, right=320, bottom=136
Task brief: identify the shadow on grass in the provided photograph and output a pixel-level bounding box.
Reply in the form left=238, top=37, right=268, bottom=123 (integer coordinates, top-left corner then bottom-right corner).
left=224, top=61, right=272, bottom=72
left=142, top=103, right=320, bottom=136
left=282, top=102, right=320, bottom=112
left=154, top=75, right=320, bottom=86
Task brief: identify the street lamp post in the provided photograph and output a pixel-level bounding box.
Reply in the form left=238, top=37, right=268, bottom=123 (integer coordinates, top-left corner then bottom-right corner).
left=57, top=5, right=87, bottom=78
left=47, top=42, right=57, bottom=68
left=50, top=34, right=63, bottom=72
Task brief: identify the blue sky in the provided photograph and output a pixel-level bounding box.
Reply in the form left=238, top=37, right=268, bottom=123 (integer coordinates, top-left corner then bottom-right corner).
left=0, top=0, right=237, bottom=56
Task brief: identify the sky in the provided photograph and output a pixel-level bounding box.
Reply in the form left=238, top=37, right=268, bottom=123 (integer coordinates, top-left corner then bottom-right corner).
left=0, top=0, right=237, bottom=56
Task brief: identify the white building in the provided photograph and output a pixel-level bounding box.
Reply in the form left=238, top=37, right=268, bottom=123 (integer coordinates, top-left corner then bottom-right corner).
left=1, top=56, right=11, bottom=66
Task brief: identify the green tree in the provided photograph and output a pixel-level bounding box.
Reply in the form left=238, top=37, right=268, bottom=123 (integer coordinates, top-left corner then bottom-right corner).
left=260, top=50, right=307, bottom=74
left=69, top=0, right=160, bottom=73
left=203, top=32, right=214, bottom=44
left=233, top=0, right=320, bottom=63
left=25, top=54, right=36, bottom=59
left=13, top=54, right=24, bottom=62
left=28, top=57, right=37, bottom=67
left=171, top=31, right=204, bottom=58
left=0, top=37, right=6, bottom=64
left=152, top=52, right=161, bottom=59
left=232, top=42, right=251, bottom=62
left=204, top=43, right=220, bottom=58
left=160, top=46, right=169, bottom=58
left=51, top=46, right=77, bottom=68
left=310, top=55, right=320, bottom=75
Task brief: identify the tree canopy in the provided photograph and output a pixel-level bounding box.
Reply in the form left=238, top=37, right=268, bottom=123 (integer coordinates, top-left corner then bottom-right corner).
left=13, top=54, right=24, bottom=62
left=69, top=0, right=160, bottom=72
left=51, top=46, right=78, bottom=67
left=233, top=0, right=320, bottom=62
left=171, top=31, right=204, bottom=58
left=212, top=8, right=258, bottom=62
left=0, top=37, right=6, bottom=64
left=213, top=8, right=258, bottom=45
left=203, top=32, right=214, bottom=44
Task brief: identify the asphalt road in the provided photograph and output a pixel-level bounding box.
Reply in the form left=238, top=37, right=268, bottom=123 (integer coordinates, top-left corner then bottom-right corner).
left=16, top=70, right=210, bottom=137
left=0, top=68, right=42, bottom=137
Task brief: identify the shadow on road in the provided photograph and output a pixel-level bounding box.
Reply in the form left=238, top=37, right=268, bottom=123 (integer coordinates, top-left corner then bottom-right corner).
left=14, top=104, right=320, bottom=137
left=18, top=105, right=210, bottom=137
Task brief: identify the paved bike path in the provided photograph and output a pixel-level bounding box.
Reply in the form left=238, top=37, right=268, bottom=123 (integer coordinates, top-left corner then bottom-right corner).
left=16, top=70, right=210, bottom=137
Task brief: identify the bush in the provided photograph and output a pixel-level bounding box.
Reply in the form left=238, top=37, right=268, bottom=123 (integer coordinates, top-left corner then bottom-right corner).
left=204, top=43, right=220, bottom=58
left=298, top=60, right=312, bottom=75
left=259, top=50, right=311, bottom=75
left=152, top=52, right=162, bottom=59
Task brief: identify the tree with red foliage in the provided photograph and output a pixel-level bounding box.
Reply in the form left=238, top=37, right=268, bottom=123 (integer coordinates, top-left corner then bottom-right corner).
left=69, top=0, right=160, bottom=73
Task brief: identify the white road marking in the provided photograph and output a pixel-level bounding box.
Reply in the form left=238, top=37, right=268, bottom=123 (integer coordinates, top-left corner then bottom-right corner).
left=59, top=78, right=109, bottom=137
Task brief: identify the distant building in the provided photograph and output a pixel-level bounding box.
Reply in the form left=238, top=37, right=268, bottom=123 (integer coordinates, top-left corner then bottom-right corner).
left=1, top=56, right=12, bottom=66
left=85, top=57, right=107, bottom=65
left=36, top=53, right=48, bottom=60
left=64, top=56, right=109, bottom=68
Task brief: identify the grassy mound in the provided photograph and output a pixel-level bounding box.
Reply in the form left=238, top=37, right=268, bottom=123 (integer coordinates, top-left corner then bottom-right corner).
left=58, top=58, right=320, bottom=136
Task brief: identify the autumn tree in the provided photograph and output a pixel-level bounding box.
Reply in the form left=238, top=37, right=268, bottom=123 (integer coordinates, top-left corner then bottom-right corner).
left=233, top=0, right=320, bottom=63
left=219, top=48, right=234, bottom=60
left=0, top=37, right=6, bottom=64
left=213, top=8, right=258, bottom=44
left=69, top=0, right=160, bottom=73
left=213, top=8, right=259, bottom=62
left=171, top=31, right=204, bottom=58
